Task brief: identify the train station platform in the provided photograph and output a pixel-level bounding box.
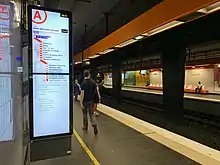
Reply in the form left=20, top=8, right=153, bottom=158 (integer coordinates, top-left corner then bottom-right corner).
left=104, top=85, right=220, bottom=103
left=31, top=103, right=220, bottom=165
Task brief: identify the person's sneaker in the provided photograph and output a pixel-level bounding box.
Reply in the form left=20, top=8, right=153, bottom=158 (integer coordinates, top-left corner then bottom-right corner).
left=92, top=125, right=98, bottom=135
left=94, top=111, right=100, bottom=116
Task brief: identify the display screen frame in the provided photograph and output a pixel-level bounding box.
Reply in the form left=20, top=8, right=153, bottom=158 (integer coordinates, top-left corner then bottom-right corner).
left=28, top=5, right=73, bottom=140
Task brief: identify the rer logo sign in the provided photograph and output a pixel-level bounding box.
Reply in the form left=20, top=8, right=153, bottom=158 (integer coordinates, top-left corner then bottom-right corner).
left=32, top=10, right=47, bottom=24
left=0, top=5, right=9, bottom=20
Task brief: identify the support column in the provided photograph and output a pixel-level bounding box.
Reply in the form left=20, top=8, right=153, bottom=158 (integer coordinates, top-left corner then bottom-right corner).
left=112, top=60, right=122, bottom=104
left=214, top=64, right=219, bottom=91
left=91, top=65, right=97, bottom=81
left=162, top=44, right=186, bottom=120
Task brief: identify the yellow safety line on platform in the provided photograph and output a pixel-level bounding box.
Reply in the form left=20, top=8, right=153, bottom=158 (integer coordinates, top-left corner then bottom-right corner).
left=73, top=129, right=100, bottom=165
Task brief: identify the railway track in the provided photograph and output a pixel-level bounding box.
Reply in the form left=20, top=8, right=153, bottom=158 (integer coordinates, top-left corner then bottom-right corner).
left=102, top=94, right=220, bottom=128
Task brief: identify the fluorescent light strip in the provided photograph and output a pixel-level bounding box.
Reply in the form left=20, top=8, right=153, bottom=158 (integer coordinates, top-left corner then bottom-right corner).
left=89, top=54, right=100, bottom=59
left=206, top=1, right=220, bottom=13
left=135, top=35, right=144, bottom=40
left=99, top=49, right=115, bottom=54
left=142, top=32, right=150, bottom=36
left=197, top=1, right=220, bottom=14
left=114, top=39, right=137, bottom=48
left=85, top=61, right=90, bottom=65
left=148, top=21, right=184, bottom=36
left=197, top=8, right=208, bottom=13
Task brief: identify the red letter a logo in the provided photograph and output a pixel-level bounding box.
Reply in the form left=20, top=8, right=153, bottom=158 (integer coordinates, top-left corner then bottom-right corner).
left=32, top=10, right=47, bottom=24
left=33, top=11, right=42, bottom=20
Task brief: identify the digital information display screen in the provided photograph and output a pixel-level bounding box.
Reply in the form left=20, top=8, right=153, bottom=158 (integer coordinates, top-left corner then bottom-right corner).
left=29, top=6, right=72, bottom=139
left=31, top=8, right=69, bottom=74
left=33, top=75, right=70, bottom=137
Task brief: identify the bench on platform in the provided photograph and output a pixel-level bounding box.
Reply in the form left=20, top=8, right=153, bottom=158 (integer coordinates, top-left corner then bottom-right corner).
left=145, top=84, right=209, bottom=94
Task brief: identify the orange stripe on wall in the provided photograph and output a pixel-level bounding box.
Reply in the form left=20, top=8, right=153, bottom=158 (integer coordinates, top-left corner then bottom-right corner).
left=74, top=0, right=219, bottom=62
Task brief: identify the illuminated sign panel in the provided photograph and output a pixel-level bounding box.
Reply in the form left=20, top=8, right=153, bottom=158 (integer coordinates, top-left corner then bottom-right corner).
left=29, top=6, right=72, bottom=139
left=0, top=4, right=12, bottom=142
left=33, top=75, right=70, bottom=137
left=31, top=8, right=69, bottom=74
left=0, top=4, right=10, bottom=71
left=0, top=4, right=9, bottom=27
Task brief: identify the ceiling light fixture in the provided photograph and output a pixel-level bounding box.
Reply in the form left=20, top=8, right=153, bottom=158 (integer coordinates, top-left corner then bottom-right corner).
left=99, top=48, right=115, bottom=54
left=114, top=39, right=137, bottom=48
left=89, top=54, right=100, bottom=59
left=206, top=1, right=220, bottom=13
left=142, top=32, right=150, bottom=36
left=196, top=1, right=220, bottom=15
left=135, top=35, right=144, bottom=40
left=85, top=61, right=90, bottom=65
left=83, top=58, right=89, bottom=61
left=148, top=21, right=184, bottom=36
left=75, top=61, right=81, bottom=65
left=197, top=8, right=208, bottom=14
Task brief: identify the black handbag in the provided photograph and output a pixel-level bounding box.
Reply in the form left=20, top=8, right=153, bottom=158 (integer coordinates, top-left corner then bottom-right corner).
left=93, top=87, right=100, bottom=103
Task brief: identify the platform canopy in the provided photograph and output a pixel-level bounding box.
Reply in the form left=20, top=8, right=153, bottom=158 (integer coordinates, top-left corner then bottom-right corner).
left=73, top=0, right=220, bottom=63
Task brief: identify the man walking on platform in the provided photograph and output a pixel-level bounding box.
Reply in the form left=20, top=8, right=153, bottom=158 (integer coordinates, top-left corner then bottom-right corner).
left=80, top=70, right=98, bottom=135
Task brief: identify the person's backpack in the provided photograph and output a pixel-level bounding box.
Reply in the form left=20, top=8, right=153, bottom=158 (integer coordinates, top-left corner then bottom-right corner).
left=74, top=83, right=81, bottom=94
left=93, top=86, right=100, bottom=103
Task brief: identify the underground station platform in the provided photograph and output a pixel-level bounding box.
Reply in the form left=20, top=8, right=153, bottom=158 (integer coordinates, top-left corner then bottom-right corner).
left=30, top=103, right=220, bottom=165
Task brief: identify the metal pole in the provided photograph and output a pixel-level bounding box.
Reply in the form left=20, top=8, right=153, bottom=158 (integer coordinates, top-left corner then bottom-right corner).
left=81, top=36, right=84, bottom=63
left=104, top=12, right=109, bottom=36
left=81, top=24, right=87, bottom=63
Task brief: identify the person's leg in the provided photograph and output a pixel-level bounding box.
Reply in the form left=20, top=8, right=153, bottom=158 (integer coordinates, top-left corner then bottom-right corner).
left=99, top=85, right=102, bottom=97
left=198, top=87, right=202, bottom=93
left=88, top=102, right=96, bottom=125
left=82, top=103, right=88, bottom=130
left=88, top=102, right=98, bottom=135
left=94, top=103, right=99, bottom=116
left=94, top=103, right=97, bottom=112
left=195, top=88, right=198, bottom=93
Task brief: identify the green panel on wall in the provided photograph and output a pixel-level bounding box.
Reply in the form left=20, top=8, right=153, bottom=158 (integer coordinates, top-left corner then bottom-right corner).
left=124, top=71, right=136, bottom=86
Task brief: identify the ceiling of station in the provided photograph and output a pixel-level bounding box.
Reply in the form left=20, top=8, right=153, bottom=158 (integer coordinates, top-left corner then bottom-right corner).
left=43, top=0, right=163, bottom=54
left=44, top=0, right=121, bottom=38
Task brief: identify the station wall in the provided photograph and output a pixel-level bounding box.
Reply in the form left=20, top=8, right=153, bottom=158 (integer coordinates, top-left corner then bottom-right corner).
left=185, top=68, right=214, bottom=91
left=103, top=65, right=220, bottom=94
left=149, top=70, right=162, bottom=85
left=104, top=73, right=112, bottom=85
